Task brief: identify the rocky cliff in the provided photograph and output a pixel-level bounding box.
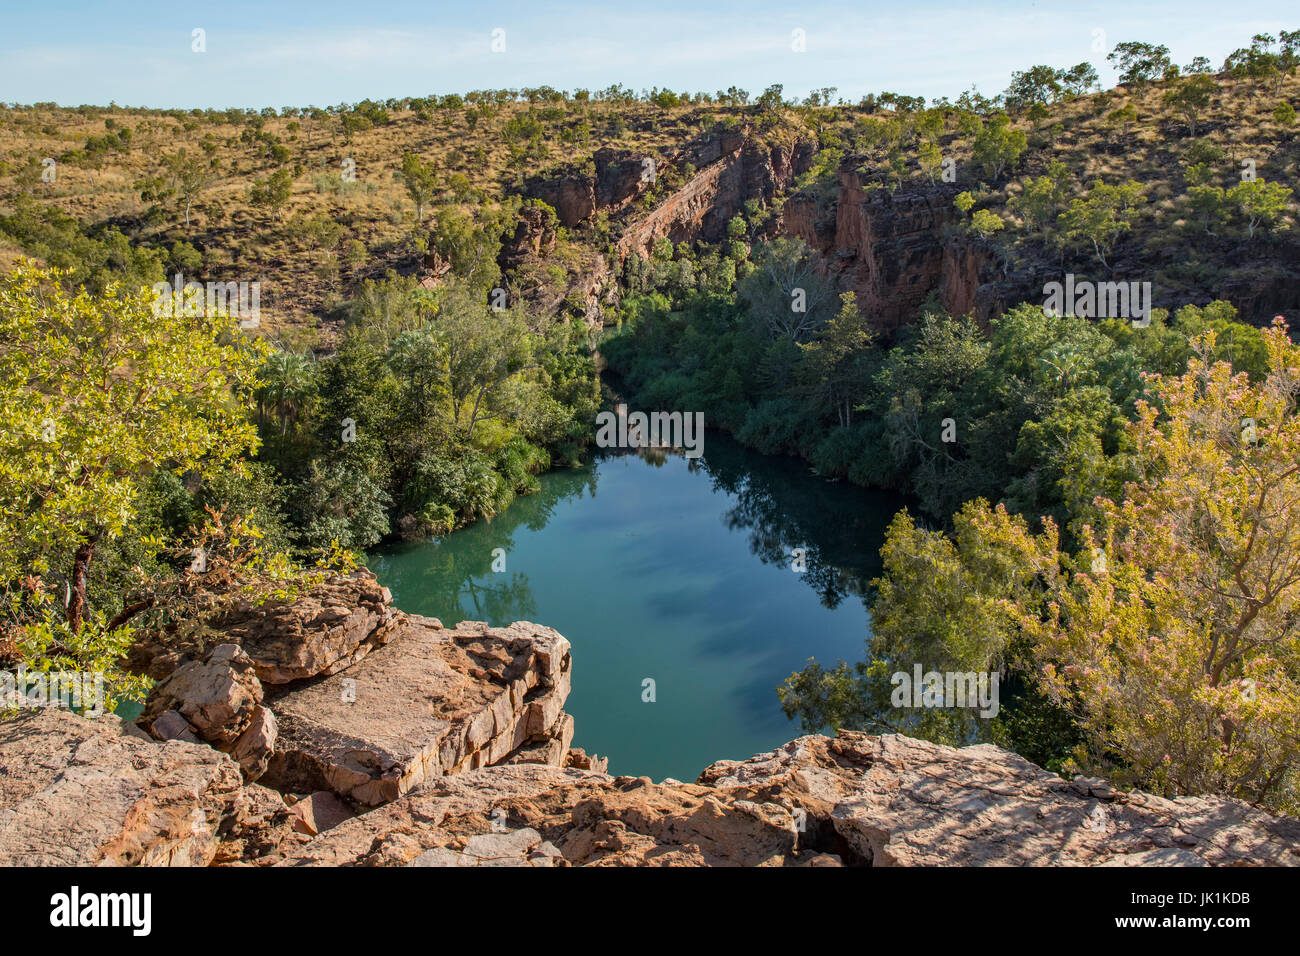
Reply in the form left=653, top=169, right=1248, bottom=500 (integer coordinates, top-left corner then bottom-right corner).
left=2, top=575, right=1296, bottom=866
left=503, top=127, right=816, bottom=325
left=5, top=709, right=1298, bottom=867
left=779, top=161, right=1008, bottom=331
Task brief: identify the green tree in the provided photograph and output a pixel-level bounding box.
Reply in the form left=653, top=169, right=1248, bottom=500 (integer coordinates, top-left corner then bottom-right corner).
left=249, top=168, right=293, bottom=220
left=1016, top=326, right=1300, bottom=812
left=160, top=148, right=219, bottom=230
left=970, top=208, right=1005, bottom=237
left=1227, top=178, right=1293, bottom=238
left=797, top=292, right=876, bottom=426
left=1058, top=180, right=1146, bottom=267
left=971, top=112, right=1027, bottom=180
left=1162, top=73, right=1218, bottom=136
left=399, top=152, right=438, bottom=221
left=1010, top=160, right=1070, bottom=238
left=1004, top=65, right=1063, bottom=110
left=0, top=264, right=264, bottom=635
left=1058, top=62, right=1100, bottom=96
left=1108, top=41, right=1172, bottom=88
left=736, top=238, right=835, bottom=342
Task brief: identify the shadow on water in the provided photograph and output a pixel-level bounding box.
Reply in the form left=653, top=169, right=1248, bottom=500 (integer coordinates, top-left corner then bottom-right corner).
left=372, top=431, right=910, bottom=780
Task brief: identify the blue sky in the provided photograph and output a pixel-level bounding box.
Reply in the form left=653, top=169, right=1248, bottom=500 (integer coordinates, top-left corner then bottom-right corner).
left=0, top=1, right=1293, bottom=109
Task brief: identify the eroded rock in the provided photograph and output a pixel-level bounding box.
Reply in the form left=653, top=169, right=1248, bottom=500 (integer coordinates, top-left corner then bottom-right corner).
left=261, top=617, right=572, bottom=805
left=128, top=571, right=399, bottom=684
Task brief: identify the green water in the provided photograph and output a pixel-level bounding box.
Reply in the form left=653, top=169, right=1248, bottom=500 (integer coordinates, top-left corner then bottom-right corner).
left=371, top=433, right=908, bottom=782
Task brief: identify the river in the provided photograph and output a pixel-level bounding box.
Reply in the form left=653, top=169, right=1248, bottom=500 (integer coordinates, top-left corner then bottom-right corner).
left=371, top=432, right=908, bottom=781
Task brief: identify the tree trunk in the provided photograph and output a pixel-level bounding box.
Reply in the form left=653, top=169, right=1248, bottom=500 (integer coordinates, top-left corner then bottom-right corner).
left=66, top=533, right=101, bottom=636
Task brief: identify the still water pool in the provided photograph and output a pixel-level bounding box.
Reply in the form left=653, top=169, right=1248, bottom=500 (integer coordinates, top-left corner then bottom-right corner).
left=371, top=433, right=908, bottom=781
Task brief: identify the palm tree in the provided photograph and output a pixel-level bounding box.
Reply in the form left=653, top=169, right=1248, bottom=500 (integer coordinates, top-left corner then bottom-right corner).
left=257, top=350, right=316, bottom=437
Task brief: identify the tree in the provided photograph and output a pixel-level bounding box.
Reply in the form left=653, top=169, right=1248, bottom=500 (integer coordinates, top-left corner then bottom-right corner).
left=1058, top=180, right=1146, bottom=267
left=340, top=112, right=372, bottom=144
left=1227, top=179, right=1293, bottom=239
left=1185, top=171, right=1227, bottom=235
left=249, top=168, right=293, bottom=220
left=1108, top=41, right=1172, bottom=88
left=1224, top=34, right=1285, bottom=94
left=797, top=292, right=875, bottom=426
left=737, top=238, right=835, bottom=342
left=1017, top=325, right=1300, bottom=812
left=917, top=140, right=944, bottom=184
left=256, top=350, right=317, bottom=437
left=971, top=112, right=1027, bottom=180
left=400, top=152, right=438, bottom=221
left=778, top=499, right=1049, bottom=748
left=0, top=264, right=264, bottom=635
left=969, top=208, right=1005, bottom=237
left=1004, top=65, right=1062, bottom=110
left=1162, top=73, right=1218, bottom=136
left=1059, top=62, right=1100, bottom=96
left=432, top=284, right=536, bottom=440
left=756, top=84, right=786, bottom=113
left=786, top=322, right=1300, bottom=812
left=1010, top=160, right=1070, bottom=238
left=159, top=149, right=219, bottom=230
left=295, top=459, right=391, bottom=551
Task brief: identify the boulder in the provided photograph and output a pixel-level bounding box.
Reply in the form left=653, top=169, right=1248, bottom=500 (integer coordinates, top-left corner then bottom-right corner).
left=213, top=782, right=306, bottom=866
left=564, top=747, right=608, bottom=774
left=286, top=790, right=354, bottom=836
left=141, top=643, right=262, bottom=746
left=229, top=705, right=277, bottom=781
left=261, top=617, right=572, bottom=806
left=138, top=643, right=277, bottom=781
left=0, top=709, right=243, bottom=866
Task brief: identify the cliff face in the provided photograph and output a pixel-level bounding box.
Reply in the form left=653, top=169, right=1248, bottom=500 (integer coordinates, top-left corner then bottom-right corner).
left=615, top=136, right=816, bottom=260
left=514, top=142, right=1007, bottom=334
left=781, top=163, right=1001, bottom=331
left=502, top=129, right=816, bottom=324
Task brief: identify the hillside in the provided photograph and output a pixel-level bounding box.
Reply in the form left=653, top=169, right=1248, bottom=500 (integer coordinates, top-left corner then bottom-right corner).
left=2, top=58, right=1297, bottom=345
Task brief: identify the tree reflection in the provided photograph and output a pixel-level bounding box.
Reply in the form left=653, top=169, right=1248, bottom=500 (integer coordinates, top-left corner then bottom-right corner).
left=694, top=434, right=908, bottom=610
left=369, top=464, right=597, bottom=623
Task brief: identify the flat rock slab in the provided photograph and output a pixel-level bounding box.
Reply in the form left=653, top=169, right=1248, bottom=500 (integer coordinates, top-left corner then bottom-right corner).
left=701, top=733, right=1300, bottom=866
left=262, top=617, right=571, bottom=806
left=0, top=709, right=243, bottom=866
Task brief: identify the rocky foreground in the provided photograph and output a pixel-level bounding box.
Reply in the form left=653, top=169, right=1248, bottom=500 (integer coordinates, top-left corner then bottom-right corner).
left=1, top=571, right=1297, bottom=866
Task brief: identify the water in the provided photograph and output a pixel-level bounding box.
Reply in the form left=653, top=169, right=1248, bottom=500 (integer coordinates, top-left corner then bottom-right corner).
left=371, top=433, right=908, bottom=782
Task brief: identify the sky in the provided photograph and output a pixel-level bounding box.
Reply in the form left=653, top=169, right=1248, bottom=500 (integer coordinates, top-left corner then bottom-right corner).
left=0, top=0, right=1294, bottom=109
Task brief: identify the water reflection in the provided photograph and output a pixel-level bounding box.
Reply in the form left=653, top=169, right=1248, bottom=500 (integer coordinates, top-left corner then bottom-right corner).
left=375, top=465, right=597, bottom=622
left=374, top=434, right=905, bottom=625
